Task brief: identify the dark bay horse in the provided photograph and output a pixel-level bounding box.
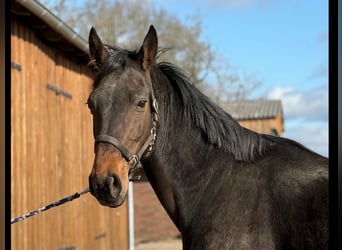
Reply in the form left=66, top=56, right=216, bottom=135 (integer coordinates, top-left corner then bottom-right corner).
left=87, top=25, right=328, bottom=249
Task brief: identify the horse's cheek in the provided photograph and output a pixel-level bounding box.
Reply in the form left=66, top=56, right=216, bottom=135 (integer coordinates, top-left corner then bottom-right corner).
left=130, top=123, right=144, bottom=140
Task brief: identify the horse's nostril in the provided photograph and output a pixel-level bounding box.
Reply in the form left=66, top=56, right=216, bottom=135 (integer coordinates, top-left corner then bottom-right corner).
left=105, top=176, right=114, bottom=186
left=106, top=173, right=122, bottom=197
left=89, top=173, right=122, bottom=199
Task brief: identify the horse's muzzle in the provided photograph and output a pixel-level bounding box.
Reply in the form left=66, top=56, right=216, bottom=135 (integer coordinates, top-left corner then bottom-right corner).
left=89, top=143, right=129, bottom=207
left=89, top=173, right=126, bottom=207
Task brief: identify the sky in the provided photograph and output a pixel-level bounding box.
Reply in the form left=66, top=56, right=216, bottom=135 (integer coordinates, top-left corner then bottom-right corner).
left=151, top=0, right=329, bottom=157
left=42, top=0, right=329, bottom=157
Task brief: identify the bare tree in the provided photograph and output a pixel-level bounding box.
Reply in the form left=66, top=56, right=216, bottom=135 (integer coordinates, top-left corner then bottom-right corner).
left=39, top=0, right=262, bottom=101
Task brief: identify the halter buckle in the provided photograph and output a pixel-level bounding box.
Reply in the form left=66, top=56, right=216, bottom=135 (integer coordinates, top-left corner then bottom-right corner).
left=128, top=155, right=142, bottom=181
left=128, top=155, right=140, bottom=169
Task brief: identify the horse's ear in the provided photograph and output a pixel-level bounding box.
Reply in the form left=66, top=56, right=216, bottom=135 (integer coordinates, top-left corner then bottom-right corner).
left=88, top=27, right=109, bottom=72
left=139, top=25, right=158, bottom=71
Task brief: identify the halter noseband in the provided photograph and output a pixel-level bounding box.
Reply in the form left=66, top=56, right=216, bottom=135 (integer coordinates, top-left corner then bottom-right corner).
left=94, top=96, right=158, bottom=181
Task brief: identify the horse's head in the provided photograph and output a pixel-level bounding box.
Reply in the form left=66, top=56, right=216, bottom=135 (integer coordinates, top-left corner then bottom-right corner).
left=87, top=26, right=158, bottom=207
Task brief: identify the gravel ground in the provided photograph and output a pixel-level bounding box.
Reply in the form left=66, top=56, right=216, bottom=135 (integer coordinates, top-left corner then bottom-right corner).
left=135, top=239, right=182, bottom=250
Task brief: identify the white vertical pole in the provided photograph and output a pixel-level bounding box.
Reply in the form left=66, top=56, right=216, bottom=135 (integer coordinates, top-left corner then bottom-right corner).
left=128, top=181, right=135, bottom=250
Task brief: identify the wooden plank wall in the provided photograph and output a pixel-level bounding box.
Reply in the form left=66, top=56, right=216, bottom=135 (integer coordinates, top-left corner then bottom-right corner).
left=238, top=115, right=284, bottom=136
left=11, top=17, right=128, bottom=250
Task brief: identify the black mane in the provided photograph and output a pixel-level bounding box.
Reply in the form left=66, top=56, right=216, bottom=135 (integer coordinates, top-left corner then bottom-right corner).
left=157, top=62, right=268, bottom=162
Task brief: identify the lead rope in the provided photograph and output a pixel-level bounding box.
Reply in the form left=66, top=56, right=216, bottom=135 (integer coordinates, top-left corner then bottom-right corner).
left=11, top=187, right=89, bottom=224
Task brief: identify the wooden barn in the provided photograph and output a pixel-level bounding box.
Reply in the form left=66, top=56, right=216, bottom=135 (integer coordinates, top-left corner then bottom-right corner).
left=11, top=0, right=128, bottom=249
left=221, top=99, right=284, bottom=136
left=133, top=99, right=284, bottom=245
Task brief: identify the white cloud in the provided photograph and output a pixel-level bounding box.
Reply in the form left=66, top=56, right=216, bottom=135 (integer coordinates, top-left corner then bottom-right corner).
left=283, top=121, right=328, bottom=157
left=267, top=84, right=328, bottom=121
left=266, top=85, right=328, bottom=157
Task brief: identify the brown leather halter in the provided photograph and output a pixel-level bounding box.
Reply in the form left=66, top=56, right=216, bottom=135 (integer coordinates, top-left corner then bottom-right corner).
left=93, top=45, right=158, bottom=181
left=94, top=92, right=158, bottom=181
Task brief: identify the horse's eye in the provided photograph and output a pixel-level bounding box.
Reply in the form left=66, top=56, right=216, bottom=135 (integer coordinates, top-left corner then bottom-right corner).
left=136, top=100, right=147, bottom=110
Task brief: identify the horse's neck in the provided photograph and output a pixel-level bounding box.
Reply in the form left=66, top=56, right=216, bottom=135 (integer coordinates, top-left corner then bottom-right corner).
left=142, top=84, right=224, bottom=232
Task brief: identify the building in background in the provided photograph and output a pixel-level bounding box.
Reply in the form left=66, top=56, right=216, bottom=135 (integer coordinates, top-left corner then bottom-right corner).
left=221, top=100, right=284, bottom=136
left=11, top=1, right=128, bottom=249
